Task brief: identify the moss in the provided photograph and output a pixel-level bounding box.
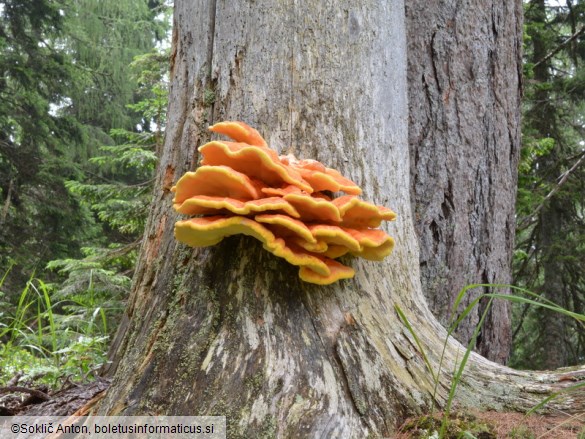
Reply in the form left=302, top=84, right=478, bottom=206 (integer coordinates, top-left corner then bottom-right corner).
left=245, top=371, right=265, bottom=395
left=401, top=412, right=497, bottom=439
left=256, top=416, right=277, bottom=439
left=211, top=399, right=247, bottom=439
left=204, top=88, right=216, bottom=106
left=508, top=425, right=536, bottom=439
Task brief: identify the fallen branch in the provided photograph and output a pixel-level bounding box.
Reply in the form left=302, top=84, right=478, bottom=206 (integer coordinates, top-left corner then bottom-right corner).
left=0, top=386, right=50, bottom=401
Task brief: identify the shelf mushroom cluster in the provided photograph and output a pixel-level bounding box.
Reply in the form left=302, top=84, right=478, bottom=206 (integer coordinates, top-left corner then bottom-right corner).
left=172, top=121, right=396, bottom=285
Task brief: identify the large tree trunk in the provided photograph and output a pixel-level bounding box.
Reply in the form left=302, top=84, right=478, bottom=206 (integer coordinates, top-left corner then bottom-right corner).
left=406, top=0, right=523, bottom=364
left=98, top=1, right=585, bottom=437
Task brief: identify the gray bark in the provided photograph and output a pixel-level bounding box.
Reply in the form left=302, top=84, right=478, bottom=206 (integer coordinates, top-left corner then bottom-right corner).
left=406, top=0, right=523, bottom=364
left=96, top=1, right=584, bottom=437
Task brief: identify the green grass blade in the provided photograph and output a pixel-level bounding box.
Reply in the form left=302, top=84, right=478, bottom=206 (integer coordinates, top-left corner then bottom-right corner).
left=440, top=297, right=495, bottom=437
left=394, top=304, right=438, bottom=383
left=38, top=279, right=57, bottom=354
left=485, top=293, right=585, bottom=321
left=0, top=261, right=15, bottom=289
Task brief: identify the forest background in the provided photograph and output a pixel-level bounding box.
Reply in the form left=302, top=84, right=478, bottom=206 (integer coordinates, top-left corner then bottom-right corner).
left=0, top=0, right=583, bottom=388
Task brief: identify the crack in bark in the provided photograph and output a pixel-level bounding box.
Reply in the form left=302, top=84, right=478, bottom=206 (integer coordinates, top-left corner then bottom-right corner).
left=430, top=31, right=441, bottom=95
left=288, top=0, right=295, bottom=153
left=206, top=0, right=218, bottom=125
left=333, top=330, right=366, bottom=419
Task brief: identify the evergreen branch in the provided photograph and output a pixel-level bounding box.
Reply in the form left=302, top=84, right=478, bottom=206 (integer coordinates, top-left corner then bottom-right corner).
left=514, top=227, right=538, bottom=280
left=518, top=149, right=585, bottom=229
left=533, top=25, right=585, bottom=69
left=88, top=240, right=142, bottom=262
left=124, top=178, right=156, bottom=188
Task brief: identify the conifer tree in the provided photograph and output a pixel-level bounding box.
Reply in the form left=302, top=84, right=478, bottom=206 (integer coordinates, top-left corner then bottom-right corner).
left=513, top=0, right=585, bottom=368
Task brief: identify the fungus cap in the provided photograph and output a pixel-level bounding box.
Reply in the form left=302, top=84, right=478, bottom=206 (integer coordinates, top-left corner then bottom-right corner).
left=172, top=165, right=265, bottom=203
left=254, top=213, right=316, bottom=243
left=283, top=193, right=342, bottom=222
left=174, top=195, right=300, bottom=218
left=174, top=215, right=331, bottom=276
left=334, top=195, right=397, bottom=228
left=172, top=120, right=397, bottom=285
left=299, top=259, right=355, bottom=285
left=209, top=121, right=268, bottom=147
left=199, top=141, right=313, bottom=193
left=308, top=224, right=362, bottom=252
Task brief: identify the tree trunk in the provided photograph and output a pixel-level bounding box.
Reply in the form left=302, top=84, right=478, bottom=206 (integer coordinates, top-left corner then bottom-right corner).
left=406, top=0, right=523, bottom=364
left=538, top=197, right=571, bottom=368
left=0, top=178, right=13, bottom=224
left=97, top=1, right=585, bottom=437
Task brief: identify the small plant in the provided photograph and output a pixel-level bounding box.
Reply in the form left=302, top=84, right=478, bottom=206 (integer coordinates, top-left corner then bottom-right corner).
left=0, top=270, right=111, bottom=389
left=508, top=425, right=535, bottom=439
left=396, top=283, right=585, bottom=439
left=400, top=412, right=496, bottom=439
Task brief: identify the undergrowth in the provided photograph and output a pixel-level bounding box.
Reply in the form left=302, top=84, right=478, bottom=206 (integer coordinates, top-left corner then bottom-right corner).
left=396, top=283, right=585, bottom=439
left=0, top=264, right=125, bottom=390
left=400, top=412, right=496, bottom=439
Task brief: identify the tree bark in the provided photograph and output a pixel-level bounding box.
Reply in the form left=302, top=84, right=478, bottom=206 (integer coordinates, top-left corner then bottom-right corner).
left=0, top=178, right=14, bottom=224
left=97, top=1, right=585, bottom=437
left=406, top=0, right=523, bottom=364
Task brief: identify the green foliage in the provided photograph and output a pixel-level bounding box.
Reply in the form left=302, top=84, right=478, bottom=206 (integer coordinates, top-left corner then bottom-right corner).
left=54, top=46, right=168, bottom=268
left=42, top=48, right=168, bottom=361
left=60, top=0, right=169, bottom=135
left=0, top=0, right=169, bottom=294
left=0, top=271, right=110, bottom=387
left=513, top=0, right=585, bottom=369
left=0, top=1, right=170, bottom=388
left=400, top=412, right=496, bottom=439
left=0, top=0, right=92, bottom=289
left=47, top=256, right=130, bottom=331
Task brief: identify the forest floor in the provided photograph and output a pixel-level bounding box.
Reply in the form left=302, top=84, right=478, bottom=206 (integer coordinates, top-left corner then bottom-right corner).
left=2, top=382, right=583, bottom=437
left=396, top=410, right=585, bottom=438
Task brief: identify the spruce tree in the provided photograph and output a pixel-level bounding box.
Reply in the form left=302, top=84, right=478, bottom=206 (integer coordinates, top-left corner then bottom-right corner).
left=513, top=0, right=585, bottom=368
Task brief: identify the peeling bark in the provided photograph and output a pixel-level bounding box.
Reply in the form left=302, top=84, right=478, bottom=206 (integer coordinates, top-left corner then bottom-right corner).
left=96, top=1, right=584, bottom=437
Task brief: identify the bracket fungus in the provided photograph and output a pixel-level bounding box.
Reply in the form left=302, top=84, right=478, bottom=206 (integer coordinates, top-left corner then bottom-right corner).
left=172, top=121, right=396, bottom=285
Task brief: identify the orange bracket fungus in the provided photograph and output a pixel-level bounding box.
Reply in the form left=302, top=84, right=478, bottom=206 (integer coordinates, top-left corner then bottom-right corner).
left=172, top=121, right=396, bottom=285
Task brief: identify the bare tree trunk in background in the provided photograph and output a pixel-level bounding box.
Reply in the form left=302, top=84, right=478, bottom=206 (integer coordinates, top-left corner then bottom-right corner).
left=406, top=0, right=523, bottom=364
left=96, top=1, right=584, bottom=436
left=527, top=0, right=570, bottom=369
left=0, top=178, right=14, bottom=224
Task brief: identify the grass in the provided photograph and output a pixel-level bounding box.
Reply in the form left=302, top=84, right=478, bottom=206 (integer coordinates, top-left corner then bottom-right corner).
left=0, top=266, right=111, bottom=389
left=395, top=283, right=585, bottom=439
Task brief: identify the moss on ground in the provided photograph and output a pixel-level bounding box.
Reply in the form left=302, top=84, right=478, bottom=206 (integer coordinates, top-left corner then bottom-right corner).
left=400, top=411, right=497, bottom=438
